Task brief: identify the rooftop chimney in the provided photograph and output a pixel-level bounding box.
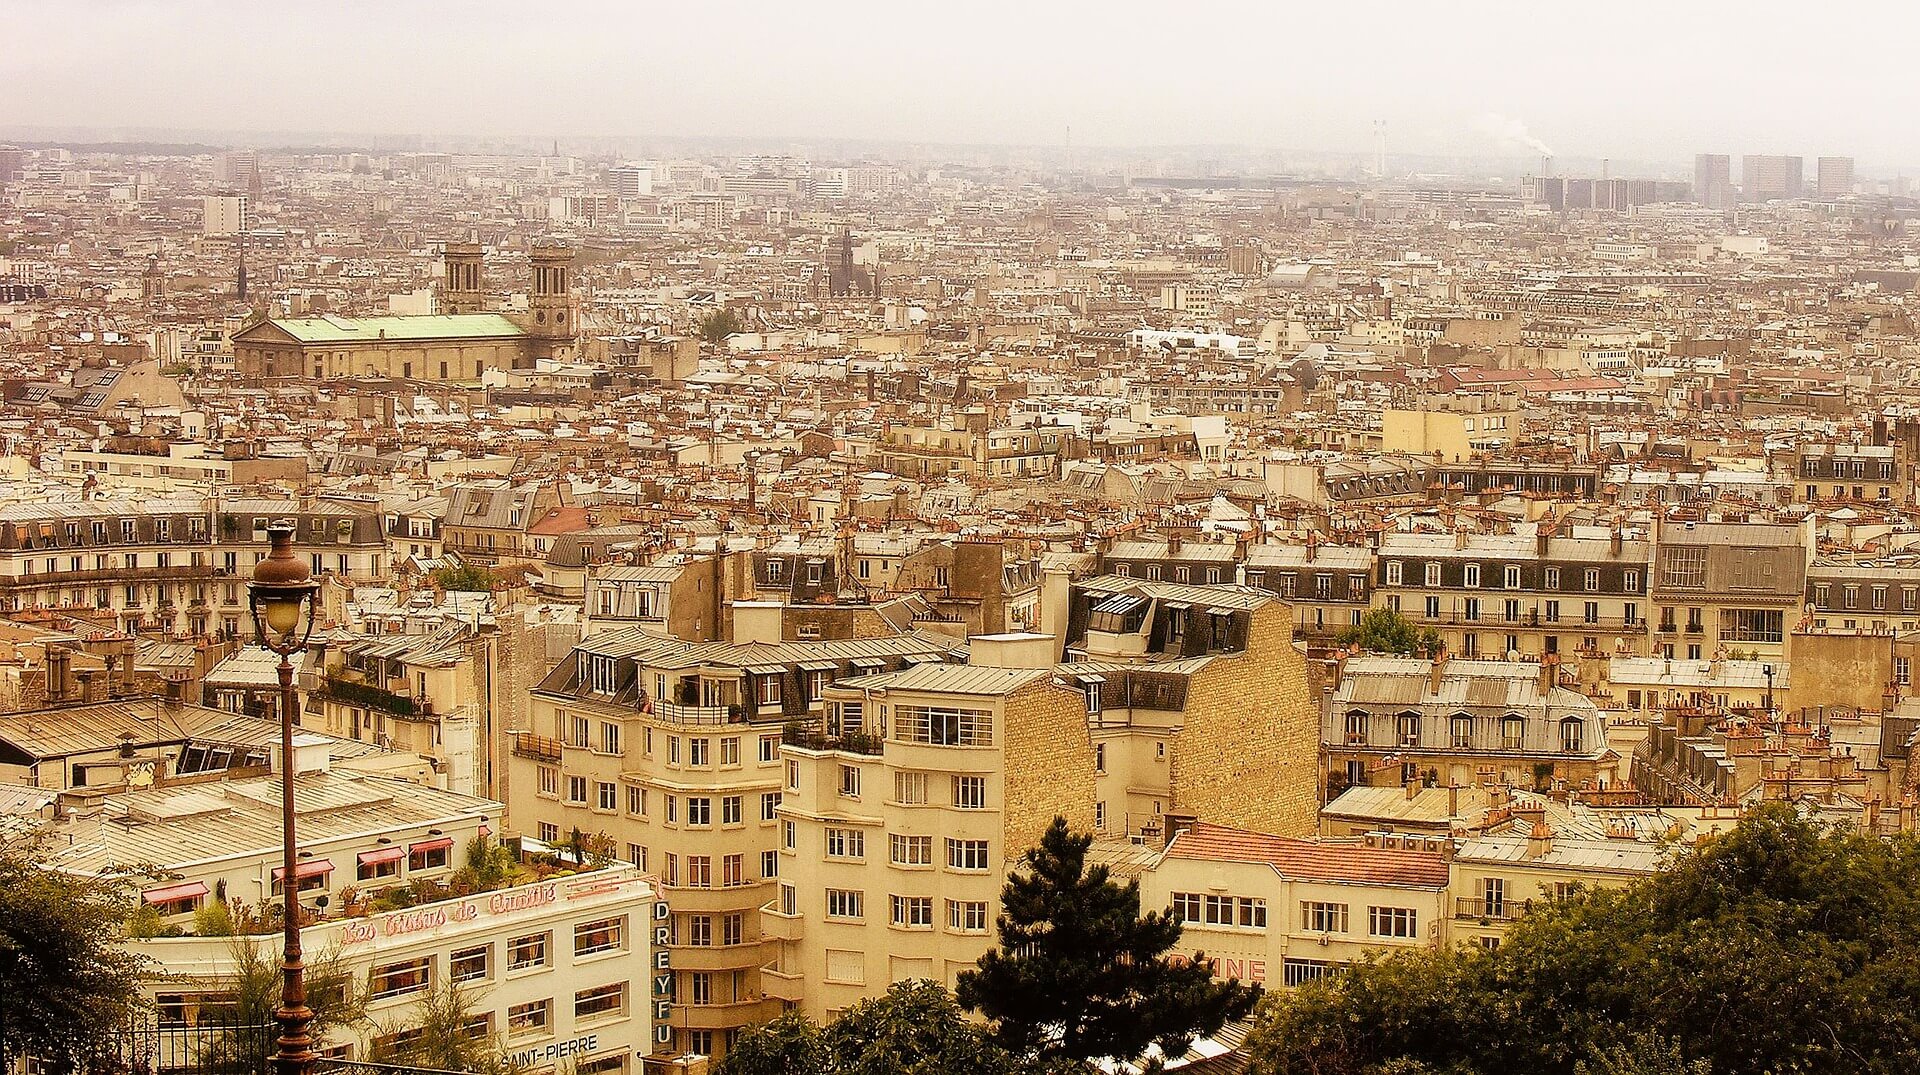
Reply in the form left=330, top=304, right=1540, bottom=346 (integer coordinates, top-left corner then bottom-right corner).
left=1524, top=819, right=1554, bottom=859
left=1539, top=652, right=1560, bottom=695
left=76, top=668, right=99, bottom=705
left=46, top=645, right=71, bottom=702
left=1428, top=647, right=1449, bottom=695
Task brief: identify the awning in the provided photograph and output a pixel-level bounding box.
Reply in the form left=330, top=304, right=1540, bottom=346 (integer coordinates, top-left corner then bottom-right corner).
left=1077, top=674, right=1107, bottom=685
left=357, top=847, right=405, bottom=866
left=742, top=664, right=788, bottom=677
left=271, top=859, right=334, bottom=881
left=850, top=657, right=886, bottom=669
left=797, top=660, right=839, bottom=672
left=142, top=881, right=209, bottom=905
left=409, top=836, right=455, bottom=855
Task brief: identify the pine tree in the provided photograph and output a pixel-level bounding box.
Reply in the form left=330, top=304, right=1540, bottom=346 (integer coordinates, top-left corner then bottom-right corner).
left=957, top=817, right=1260, bottom=1065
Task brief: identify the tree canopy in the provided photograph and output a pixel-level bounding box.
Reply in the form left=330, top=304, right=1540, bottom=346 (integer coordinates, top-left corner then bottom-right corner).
left=718, top=981, right=1052, bottom=1075
left=699, top=307, right=745, bottom=346
left=432, top=563, right=497, bottom=593
left=1334, top=608, right=1442, bottom=657
left=1244, top=803, right=1920, bottom=1075
left=0, top=838, right=148, bottom=1072
left=957, top=817, right=1260, bottom=1066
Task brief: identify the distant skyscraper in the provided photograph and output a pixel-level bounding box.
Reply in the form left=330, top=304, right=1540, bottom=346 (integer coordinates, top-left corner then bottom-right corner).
left=1694, top=154, right=1732, bottom=207
left=216, top=149, right=261, bottom=196
left=202, top=192, right=251, bottom=237
left=1816, top=156, right=1856, bottom=199
left=1742, top=154, right=1804, bottom=201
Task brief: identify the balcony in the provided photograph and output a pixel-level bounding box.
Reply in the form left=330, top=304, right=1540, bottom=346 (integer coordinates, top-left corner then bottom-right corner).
left=319, top=676, right=424, bottom=719
left=760, top=962, right=804, bottom=1003
left=1454, top=897, right=1520, bottom=922
left=653, top=701, right=743, bottom=726
left=783, top=721, right=884, bottom=756
left=760, top=900, right=803, bottom=941
left=511, top=733, right=564, bottom=763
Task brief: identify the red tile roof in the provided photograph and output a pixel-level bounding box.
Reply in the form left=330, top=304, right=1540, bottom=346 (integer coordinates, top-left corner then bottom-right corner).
left=1167, top=821, right=1450, bottom=888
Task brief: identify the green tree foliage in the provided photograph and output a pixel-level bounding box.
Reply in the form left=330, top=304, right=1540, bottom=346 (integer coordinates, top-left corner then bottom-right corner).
left=205, top=941, right=365, bottom=1075
left=957, top=818, right=1260, bottom=1066
left=699, top=307, right=745, bottom=345
left=433, top=563, right=498, bottom=592
left=1335, top=608, right=1442, bottom=657
left=373, top=977, right=519, bottom=1074
left=1245, top=803, right=1920, bottom=1075
left=720, top=982, right=1050, bottom=1075
left=0, top=838, right=148, bottom=1072
left=193, top=899, right=237, bottom=937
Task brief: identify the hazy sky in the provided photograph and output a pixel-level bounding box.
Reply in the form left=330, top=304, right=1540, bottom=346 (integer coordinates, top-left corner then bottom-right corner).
left=8, top=0, right=1920, bottom=166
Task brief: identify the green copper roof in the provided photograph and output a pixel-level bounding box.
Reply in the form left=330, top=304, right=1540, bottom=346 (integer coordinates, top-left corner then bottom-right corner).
left=264, top=314, right=526, bottom=343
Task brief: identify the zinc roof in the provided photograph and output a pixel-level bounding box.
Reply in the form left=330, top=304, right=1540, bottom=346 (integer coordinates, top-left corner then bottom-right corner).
left=264, top=314, right=526, bottom=344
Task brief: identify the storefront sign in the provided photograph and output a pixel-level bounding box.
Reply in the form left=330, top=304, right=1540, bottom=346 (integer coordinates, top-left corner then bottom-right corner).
left=652, top=899, right=673, bottom=1048
left=339, top=882, right=559, bottom=946
left=510, top=1034, right=598, bottom=1068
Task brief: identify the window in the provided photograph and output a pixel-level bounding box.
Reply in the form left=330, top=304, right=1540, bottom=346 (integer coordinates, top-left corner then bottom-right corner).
left=574, top=983, right=626, bottom=1020
left=628, top=786, right=647, bottom=816
left=684, top=915, right=713, bottom=946
left=686, top=855, right=712, bottom=888
left=507, top=933, right=549, bottom=970
left=1625, top=570, right=1641, bottom=591
left=896, top=705, right=993, bottom=746
left=1561, top=717, right=1585, bottom=753
left=720, top=736, right=741, bottom=766
left=826, top=889, right=864, bottom=919
left=757, top=676, right=781, bottom=707
left=1171, top=892, right=1269, bottom=927
left=537, top=822, right=558, bottom=844
left=952, top=775, right=987, bottom=809
left=839, top=764, right=862, bottom=798
left=721, top=795, right=743, bottom=825
left=1583, top=601, right=1599, bottom=625
left=946, top=838, right=989, bottom=870
left=446, top=944, right=489, bottom=982
left=890, top=895, right=934, bottom=928
left=358, top=853, right=399, bottom=882
left=1544, top=567, right=1560, bottom=589
left=1368, top=906, right=1419, bottom=939
left=574, top=917, right=625, bottom=956
left=597, top=782, right=618, bottom=811
left=723, top=854, right=746, bottom=888
left=948, top=899, right=990, bottom=932
left=723, top=912, right=744, bottom=946
left=1386, top=561, right=1403, bottom=585
left=1503, top=565, right=1520, bottom=589
left=686, top=797, right=712, bottom=826
left=1721, top=608, right=1784, bottom=644
left=1425, top=562, right=1441, bottom=587
left=409, top=842, right=450, bottom=871
left=761, top=792, right=781, bottom=821
left=760, top=734, right=779, bottom=762
left=762, top=850, right=779, bottom=878
left=826, top=828, right=865, bottom=859
left=1503, top=715, right=1525, bottom=750
left=1464, top=564, right=1480, bottom=588
left=1095, top=743, right=1106, bottom=772
left=1301, top=901, right=1349, bottom=933
left=782, top=821, right=795, bottom=850
left=627, top=843, right=648, bottom=870
left=1584, top=569, right=1600, bottom=591
left=506, top=999, right=550, bottom=1037
left=786, top=759, right=800, bottom=790
left=1450, top=715, right=1473, bottom=748
left=599, top=722, right=621, bottom=754
left=689, top=971, right=713, bottom=1006
left=1661, top=545, right=1707, bottom=589
left=891, top=834, right=933, bottom=866
left=1283, top=959, right=1341, bottom=987
left=567, top=776, right=588, bottom=804
left=895, top=771, right=929, bottom=804
left=688, top=738, right=710, bottom=766
left=369, top=957, right=431, bottom=1000
left=665, top=795, right=678, bottom=823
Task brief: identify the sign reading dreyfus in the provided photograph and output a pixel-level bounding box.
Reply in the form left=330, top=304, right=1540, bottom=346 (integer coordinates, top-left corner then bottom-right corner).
left=339, top=882, right=560, bottom=945
left=651, top=898, right=673, bottom=1049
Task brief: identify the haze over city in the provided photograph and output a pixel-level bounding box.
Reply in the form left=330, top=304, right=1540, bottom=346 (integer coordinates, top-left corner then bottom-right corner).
left=9, top=0, right=1920, bottom=171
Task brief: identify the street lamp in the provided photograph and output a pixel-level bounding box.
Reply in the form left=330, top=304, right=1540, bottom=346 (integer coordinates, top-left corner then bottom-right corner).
left=250, top=520, right=320, bottom=1075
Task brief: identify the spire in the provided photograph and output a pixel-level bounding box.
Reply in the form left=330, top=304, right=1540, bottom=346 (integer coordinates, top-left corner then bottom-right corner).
left=236, top=234, right=248, bottom=300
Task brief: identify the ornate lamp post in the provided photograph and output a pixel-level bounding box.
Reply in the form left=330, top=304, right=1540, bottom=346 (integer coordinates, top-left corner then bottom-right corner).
left=250, top=521, right=321, bottom=1075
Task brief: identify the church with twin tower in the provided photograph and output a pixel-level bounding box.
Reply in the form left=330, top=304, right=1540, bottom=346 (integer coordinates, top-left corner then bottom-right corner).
left=232, top=242, right=579, bottom=383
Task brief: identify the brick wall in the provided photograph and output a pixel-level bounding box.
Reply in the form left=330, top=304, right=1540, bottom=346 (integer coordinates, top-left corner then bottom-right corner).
left=1169, top=601, right=1320, bottom=836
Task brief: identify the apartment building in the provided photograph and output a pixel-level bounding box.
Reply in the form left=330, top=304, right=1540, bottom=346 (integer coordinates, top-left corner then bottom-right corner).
left=583, top=561, right=722, bottom=640
left=1805, top=559, right=1920, bottom=633
left=1648, top=520, right=1811, bottom=662
left=0, top=497, right=387, bottom=637
left=310, top=621, right=499, bottom=797
left=1448, top=823, right=1663, bottom=948
left=443, top=481, right=564, bottom=566
left=1375, top=529, right=1650, bottom=660
left=503, top=611, right=958, bottom=1058
left=1134, top=821, right=1448, bottom=989
left=1793, top=443, right=1902, bottom=505
left=1243, top=538, right=1372, bottom=643
left=34, top=747, right=659, bottom=1072
left=1322, top=654, right=1612, bottom=795
left=765, top=634, right=1095, bottom=1018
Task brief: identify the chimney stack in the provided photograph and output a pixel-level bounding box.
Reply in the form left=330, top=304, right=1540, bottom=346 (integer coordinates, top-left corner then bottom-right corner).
left=1524, top=819, right=1554, bottom=859
left=46, top=645, right=71, bottom=702
left=1428, top=647, right=1449, bottom=695
left=1539, top=652, right=1560, bottom=695
left=76, top=668, right=99, bottom=705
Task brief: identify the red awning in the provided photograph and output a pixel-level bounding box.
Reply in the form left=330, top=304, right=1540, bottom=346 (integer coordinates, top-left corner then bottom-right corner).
left=271, top=859, right=334, bottom=881
left=408, top=837, right=455, bottom=855
left=357, top=847, right=405, bottom=866
left=142, top=881, right=209, bottom=905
